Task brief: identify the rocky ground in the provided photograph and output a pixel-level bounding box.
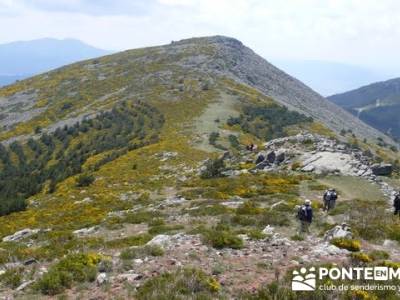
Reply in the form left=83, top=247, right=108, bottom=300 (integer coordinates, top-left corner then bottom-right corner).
left=1, top=131, right=399, bottom=299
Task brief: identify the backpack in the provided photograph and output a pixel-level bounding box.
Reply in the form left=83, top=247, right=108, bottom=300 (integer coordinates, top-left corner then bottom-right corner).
left=297, top=205, right=306, bottom=221
left=325, top=190, right=337, bottom=201
left=394, top=195, right=400, bottom=208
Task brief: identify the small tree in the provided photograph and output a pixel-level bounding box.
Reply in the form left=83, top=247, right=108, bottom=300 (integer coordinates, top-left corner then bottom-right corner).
left=75, top=173, right=95, bottom=187
left=200, top=158, right=225, bottom=179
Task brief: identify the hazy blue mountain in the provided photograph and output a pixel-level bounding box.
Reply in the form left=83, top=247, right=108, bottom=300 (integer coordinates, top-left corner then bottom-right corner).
left=0, top=38, right=111, bottom=86
left=328, top=77, right=400, bottom=139
left=271, top=59, right=390, bottom=96
left=0, top=75, right=27, bottom=86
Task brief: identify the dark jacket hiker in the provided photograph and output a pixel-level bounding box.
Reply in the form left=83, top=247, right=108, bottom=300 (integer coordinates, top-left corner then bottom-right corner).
left=298, top=199, right=313, bottom=234
left=323, top=188, right=337, bottom=211
left=394, top=193, right=400, bottom=215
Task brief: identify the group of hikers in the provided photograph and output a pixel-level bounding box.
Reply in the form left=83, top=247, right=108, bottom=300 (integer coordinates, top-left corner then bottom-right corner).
left=297, top=187, right=400, bottom=234
left=297, top=188, right=338, bottom=234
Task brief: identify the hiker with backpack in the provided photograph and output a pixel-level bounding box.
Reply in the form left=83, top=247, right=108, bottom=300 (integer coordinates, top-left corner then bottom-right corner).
left=323, top=188, right=338, bottom=212
left=298, top=199, right=313, bottom=234
left=394, top=192, right=400, bottom=216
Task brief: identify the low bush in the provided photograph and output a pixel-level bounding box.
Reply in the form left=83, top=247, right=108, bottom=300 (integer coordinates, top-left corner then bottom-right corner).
left=187, top=204, right=230, bottom=216
left=105, top=234, right=152, bottom=249
left=123, top=210, right=161, bottom=224
left=35, top=253, right=102, bottom=295
left=75, top=173, right=95, bottom=187
left=331, top=238, right=361, bottom=252
left=136, top=268, right=220, bottom=299
left=0, top=268, right=23, bottom=289
left=247, top=229, right=266, bottom=240
left=369, top=250, right=390, bottom=261
left=120, top=245, right=164, bottom=260
left=148, top=224, right=184, bottom=235
left=202, top=226, right=243, bottom=249
left=290, top=234, right=304, bottom=241
left=236, top=201, right=263, bottom=215
left=350, top=252, right=373, bottom=264
left=200, top=158, right=225, bottom=179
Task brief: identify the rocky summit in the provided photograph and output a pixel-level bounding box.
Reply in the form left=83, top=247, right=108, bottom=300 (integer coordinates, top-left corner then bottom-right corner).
left=0, top=36, right=399, bottom=299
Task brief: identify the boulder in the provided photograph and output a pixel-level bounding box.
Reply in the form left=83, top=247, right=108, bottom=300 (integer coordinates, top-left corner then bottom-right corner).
left=146, top=234, right=174, bottom=249
left=254, top=161, right=269, bottom=170
left=2, top=228, right=40, bottom=242
left=275, top=151, right=285, bottom=164
left=383, top=240, right=398, bottom=248
left=312, top=243, right=349, bottom=257
left=73, top=226, right=98, bottom=236
left=163, top=196, right=187, bottom=206
left=23, top=258, right=37, bottom=266
left=266, top=151, right=276, bottom=163
left=255, top=154, right=265, bottom=164
left=324, top=224, right=352, bottom=241
left=371, top=163, right=392, bottom=176
left=96, top=273, right=108, bottom=286
left=301, top=165, right=315, bottom=172
left=262, top=225, right=274, bottom=235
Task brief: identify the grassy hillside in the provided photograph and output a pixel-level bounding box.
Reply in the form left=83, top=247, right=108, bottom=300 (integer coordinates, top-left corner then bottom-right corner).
left=0, top=37, right=399, bottom=299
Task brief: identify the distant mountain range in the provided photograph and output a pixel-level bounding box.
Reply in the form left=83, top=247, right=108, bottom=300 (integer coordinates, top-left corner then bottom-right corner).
left=0, top=38, right=110, bottom=86
left=272, top=59, right=393, bottom=96
left=328, top=77, right=400, bottom=140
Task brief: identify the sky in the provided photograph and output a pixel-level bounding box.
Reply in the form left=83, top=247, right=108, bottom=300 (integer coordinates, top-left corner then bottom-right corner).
left=0, top=0, right=399, bottom=88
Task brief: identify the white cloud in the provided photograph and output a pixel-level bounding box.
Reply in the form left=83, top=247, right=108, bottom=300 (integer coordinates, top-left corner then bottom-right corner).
left=0, top=0, right=399, bottom=72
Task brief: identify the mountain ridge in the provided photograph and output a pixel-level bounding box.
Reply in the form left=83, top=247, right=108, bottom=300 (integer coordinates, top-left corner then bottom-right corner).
left=0, top=35, right=394, bottom=146
left=328, top=77, right=400, bottom=139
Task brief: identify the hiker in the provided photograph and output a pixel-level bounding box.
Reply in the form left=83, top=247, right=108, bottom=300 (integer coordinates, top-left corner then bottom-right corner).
left=394, top=192, right=400, bottom=216
left=298, top=199, right=313, bottom=234
left=246, top=144, right=252, bottom=151
left=246, top=143, right=258, bottom=152
left=323, top=188, right=338, bottom=212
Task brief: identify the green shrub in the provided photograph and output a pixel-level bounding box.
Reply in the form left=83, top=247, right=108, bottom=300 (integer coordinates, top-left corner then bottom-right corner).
left=75, top=173, right=95, bottom=187
left=240, top=282, right=298, bottom=300
left=36, top=253, right=102, bottom=295
left=351, top=252, right=373, bottom=264
left=348, top=200, right=389, bottom=241
left=200, top=158, right=225, bottom=179
left=290, top=234, right=304, bottom=241
left=120, top=245, right=164, bottom=260
left=148, top=218, right=165, bottom=226
left=369, top=250, right=390, bottom=261
left=331, top=238, right=361, bottom=252
left=227, top=104, right=313, bottom=141
left=0, top=268, right=23, bottom=289
left=37, top=271, right=72, bottom=295
left=247, top=229, right=266, bottom=240
left=136, top=268, right=220, bottom=299
left=148, top=224, right=184, bottom=235
left=236, top=201, right=263, bottom=215
left=228, top=134, right=240, bottom=149
left=209, top=132, right=220, bottom=145
left=231, top=214, right=257, bottom=226
left=106, top=234, right=152, bottom=249
left=123, top=210, right=160, bottom=224
left=202, top=227, right=243, bottom=249
left=188, top=204, right=230, bottom=216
